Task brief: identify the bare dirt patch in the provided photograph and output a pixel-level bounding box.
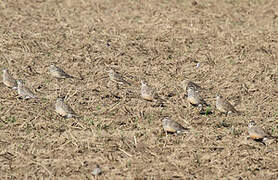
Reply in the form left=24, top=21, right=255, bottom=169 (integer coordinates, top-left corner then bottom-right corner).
left=1, top=0, right=278, bottom=179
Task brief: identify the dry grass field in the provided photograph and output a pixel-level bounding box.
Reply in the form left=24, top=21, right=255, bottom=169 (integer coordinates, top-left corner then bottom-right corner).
left=1, top=0, right=278, bottom=179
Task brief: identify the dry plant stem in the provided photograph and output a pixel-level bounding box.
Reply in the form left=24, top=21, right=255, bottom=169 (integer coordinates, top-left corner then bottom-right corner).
left=118, top=148, right=132, bottom=157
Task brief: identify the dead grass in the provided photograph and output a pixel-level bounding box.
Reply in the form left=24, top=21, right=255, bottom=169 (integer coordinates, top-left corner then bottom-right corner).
left=1, top=0, right=278, bottom=179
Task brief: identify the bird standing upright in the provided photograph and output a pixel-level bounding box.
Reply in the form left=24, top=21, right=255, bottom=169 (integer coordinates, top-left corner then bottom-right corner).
left=2, top=68, right=17, bottom=89
left=187, top=85, right=207, bottom=106
left=55, top=98, right=79, bottom=118
left=248, top=121, right=273, bottom=143
left=17, top=80, right=37, bottom=99
left=108, top=69, right=131, bottom=86
left=216, top=94, right=238, bottom=114
left=141, top=80, right=160, bottom=102
left=162, top=117, right=189, bottom=134
left=49, top=64, right=74, bottom=79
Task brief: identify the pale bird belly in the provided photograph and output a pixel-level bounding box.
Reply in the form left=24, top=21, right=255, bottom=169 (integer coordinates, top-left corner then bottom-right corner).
left=52, top=71, right=64, bottom=78
left=217, top=105, right=227, bottom=112
left=164, top=126, right=177, bottom=133
left=4, top=81, right=13, bottom=87
left=250, top=133, right=264, bottom=139
left=56, top=107, right=67, bottom=116
left=4, top=78, right=16, bottom=87
left=188, top=96, right=199, bottom=105
left=142, top=94, right=153, bottom=101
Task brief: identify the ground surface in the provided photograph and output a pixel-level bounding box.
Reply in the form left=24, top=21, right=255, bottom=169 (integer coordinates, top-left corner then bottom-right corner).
left=0, top=0, right=278, bottom=179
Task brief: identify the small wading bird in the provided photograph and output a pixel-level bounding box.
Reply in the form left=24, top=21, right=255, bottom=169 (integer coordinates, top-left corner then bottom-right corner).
left=49, top=64, right=74, bottom=79
left=187, top=85, right=208, bottom=107
left=2, top=68, right=17, bottom=89
left=248, top=121, right=277, bottom=144
left=216, top=94, right=238, bottom=114
left=107, top=69, right=131, bottom=86
left=162, top=117, right=189, bottom=135
left=17, top=80, right=37, bottom=99
left=141, top=80, right=162, bottom=102
left=55, top=98, right=79, bottom=118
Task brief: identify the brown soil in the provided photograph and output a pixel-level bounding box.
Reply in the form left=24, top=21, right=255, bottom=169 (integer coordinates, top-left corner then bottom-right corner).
left=1, top=0, right=278, bottom=179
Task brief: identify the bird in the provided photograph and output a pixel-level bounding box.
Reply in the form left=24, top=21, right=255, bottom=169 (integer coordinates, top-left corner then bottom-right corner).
left=49, top=64, right=74, bottom=79
left=2, top=68, right=17, bottom=89
left=181, top=80, right=203, bottom=92
left=188, top=81, right=203, bottom=90
left=55, top=98, right=78, bottom=118
left=141, top=80, right=160, bottom=102
left=187, top=85, right=208, bottom=106
left=247, top=121, right=276, bottom=143
left=162, top=117, right=189, bottom=134
left=216, top=94, right=238, bottom=114
left=107, top=69, right=130, bottom=85
left=91, top=164, right=102, bottom=176
left=17, top=80, right=37, bottom=99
